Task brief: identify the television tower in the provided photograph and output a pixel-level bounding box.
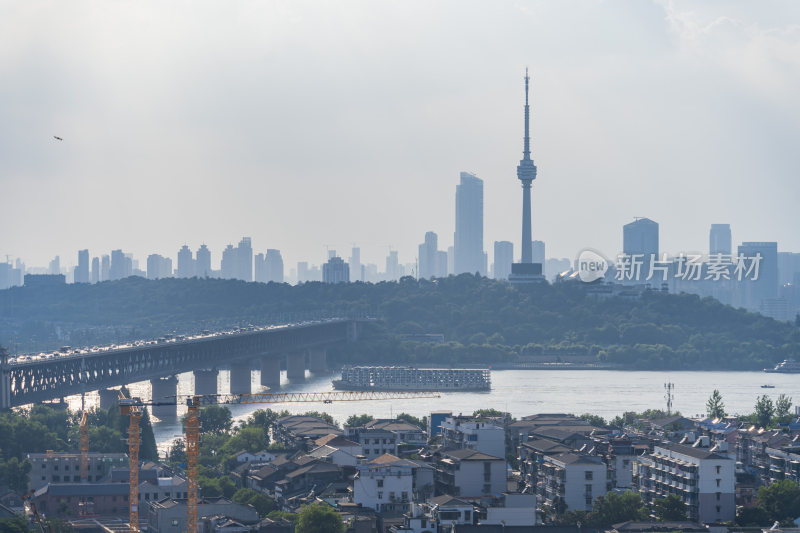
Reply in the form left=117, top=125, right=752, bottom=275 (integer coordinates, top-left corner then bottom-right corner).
left=517, top=68, right=538, bottom=263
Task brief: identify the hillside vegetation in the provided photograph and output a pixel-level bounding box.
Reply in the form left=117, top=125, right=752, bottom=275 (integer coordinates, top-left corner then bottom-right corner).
left=1, top=275, right=798, bottom=370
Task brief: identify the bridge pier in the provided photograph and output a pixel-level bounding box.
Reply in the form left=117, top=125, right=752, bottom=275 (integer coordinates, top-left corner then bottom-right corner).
left=286, top=351, right=306, bottom=381
left=194, top=369, right=218, bottom=396
left=150, top=376, right=178, bottom=419
left=229, top=361, right=251, bottom=395
left=308, top=348, right=328, bottom=373
left=99, top=388, right=119, bottom=411
left=260, top=357, right=281, bottom=388
left=1, top=366, right=10, bottom=411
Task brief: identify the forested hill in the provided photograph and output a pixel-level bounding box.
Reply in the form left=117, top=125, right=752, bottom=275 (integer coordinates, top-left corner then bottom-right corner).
left=1, top=275, right=798, bottom=370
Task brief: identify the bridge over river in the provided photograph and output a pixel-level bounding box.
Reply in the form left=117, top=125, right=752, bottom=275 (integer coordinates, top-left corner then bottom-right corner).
left=0, top=318, right=366, bottom=412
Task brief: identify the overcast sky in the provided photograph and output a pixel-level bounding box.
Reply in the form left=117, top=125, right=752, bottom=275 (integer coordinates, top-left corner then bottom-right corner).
left=2, top=1, right=799, bottom=271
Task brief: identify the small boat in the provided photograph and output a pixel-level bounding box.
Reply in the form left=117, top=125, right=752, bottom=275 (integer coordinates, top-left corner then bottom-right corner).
left=761, top=384, right=775, bottom=389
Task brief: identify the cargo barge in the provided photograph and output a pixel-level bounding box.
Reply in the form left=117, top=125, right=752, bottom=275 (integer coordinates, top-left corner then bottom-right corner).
left=332, top=366, right=491, bottom=391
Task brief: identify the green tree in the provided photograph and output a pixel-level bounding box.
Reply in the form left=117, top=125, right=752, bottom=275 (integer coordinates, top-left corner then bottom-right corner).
left=654, top=495, right=687, bottom=521
left=169, top=440, right=187, bottom=464
left=736, top=506, right=771, bottom=526
left=221, top=427, right=269, bottom=457
left=775, top=394, right=793, bottom=424
left=579, top=413, right=608, bottom=428
left=295, top=503, right=345, bottom=533
left=0, top=517, right=33, bottom=533
left=345, top=414, right=374, bottom=428
left=198, top=405, right=233, bottom=434
left=396, top=413, right=426, bottom=429
left=591, top=491, right=648, bottom=527
left=233, top=488, right=276, bottom=517
left=0, top=457, right=32, bottom=494
left=755, top=395, right=775, bottom=428
left=706, top=389, right=726, bottom=419
left=756, top=479, right=800, bottom=525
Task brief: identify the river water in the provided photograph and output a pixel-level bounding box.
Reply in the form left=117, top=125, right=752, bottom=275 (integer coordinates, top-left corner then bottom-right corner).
left=61, top=368, right=800, bottom=454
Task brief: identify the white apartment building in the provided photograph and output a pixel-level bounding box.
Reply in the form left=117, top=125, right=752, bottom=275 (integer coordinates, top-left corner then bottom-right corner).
left=635, top=442, right=735, bottom=523
left=354, top=454, right=414, bottom=514
left=434, top=449, right=506, bottom=498
left=440, top=416, right=505, bottom=460
left=537, top=453, right=607, bottom=513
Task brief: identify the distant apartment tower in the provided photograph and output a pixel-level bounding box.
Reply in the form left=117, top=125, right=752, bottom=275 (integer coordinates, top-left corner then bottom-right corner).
left=74, top=250, right=90, bottom=284
left=349, top=247, right=362, bottom=282
left=91, top=257, right=100, bottom=284
left=738, top=242, right=778, bottom=312
left=109, top=250, right=132, bottom=281
left=195, top=245, right=211, bottom=278
left=48, top=256, right=61, bottom=276
left=265, top=249, right=284, bottom=283
left=623, top=217, right=659, bottom=283
left=221, top=245, right=236, bottom=279
left=532, top=240, right=545, bottom=265
left=176, top=245, right=195, bottom=278
left=386, top=251, right=402, bottom=281
left=101, top=255, right=110, bottom=282
left=147, top=254, right=173, bottom=280
left=237, top=237, right=253, bottom=282
left=493, top=241, right=513, bottom=280
left=323, top=256, right=349, bottom=284
left=418, top=232, right=439, bottom=280
left=709, top=224, right=732, bottom=255
left=454, top=172, right=485, bottom=276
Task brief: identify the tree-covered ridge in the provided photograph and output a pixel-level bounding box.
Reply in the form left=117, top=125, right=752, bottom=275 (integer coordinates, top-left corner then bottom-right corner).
left=1, top=275, right=798, bottom=369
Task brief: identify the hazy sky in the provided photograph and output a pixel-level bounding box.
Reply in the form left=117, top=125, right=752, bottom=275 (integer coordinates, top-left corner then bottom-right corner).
left=2, top=1, right=799, bottom=271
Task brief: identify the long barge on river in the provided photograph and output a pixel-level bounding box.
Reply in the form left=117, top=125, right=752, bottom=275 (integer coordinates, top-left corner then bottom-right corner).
left=332, top=365, right=491, bottom=391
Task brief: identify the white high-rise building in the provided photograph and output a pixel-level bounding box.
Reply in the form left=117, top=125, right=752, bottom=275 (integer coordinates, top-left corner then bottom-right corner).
left=454, top=172, right=485, bottom=276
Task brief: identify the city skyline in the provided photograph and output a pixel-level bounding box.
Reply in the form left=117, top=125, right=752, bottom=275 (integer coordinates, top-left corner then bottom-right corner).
left=2, top=3, right=799, bottom=269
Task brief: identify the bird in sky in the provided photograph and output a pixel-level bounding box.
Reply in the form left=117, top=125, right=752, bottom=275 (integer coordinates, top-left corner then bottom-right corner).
left=53, top=136, right=63, bottom=141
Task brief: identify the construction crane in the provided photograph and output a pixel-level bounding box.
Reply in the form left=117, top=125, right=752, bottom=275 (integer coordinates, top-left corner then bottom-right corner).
left=79, top=410, right=89, bottom=483
left=119, top=391, right=143, bottom=532
left=119, top=389, right=438, bottom=533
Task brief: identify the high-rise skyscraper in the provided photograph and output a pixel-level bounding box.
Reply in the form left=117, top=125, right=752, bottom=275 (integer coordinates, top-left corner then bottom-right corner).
left=196, top=244, right=211, bottom=278
left=101, top=255, right=110, bottom=282
left=493, top=241, right=513, bottom=280
left=418, top=231, right=439, bottom=280
left=74, top=249, right=89, bottom=283
left=349, top=247, right=362, bottom=282
left=709, top=224, right=732, bottom=255
left=237, top=237, right=253, bottom=282
left=48, top=256, right=61, bottom=276
left=91, top=257, right=100, bottom=284
left=510, top=70, right=545, bottom=283
left=623, top=218, right=659, bottom=283
left=738, top=242, right=778, bottom=312
left=454, top=172, right=485, bottom=275
left=221, top=245, right=236, bottom=279
left=386, top=251, right=402, bottom=281
left=147, top=254, right=173, bottom=280
left=177, top=245, right=195, bottom=278
left=110, top=250, right=132, bottom=280
left=323, top=255, right=349, bottom=284
left=532, top=240, right=546, bottom=265
left=265, top=249, right=284, bottom=283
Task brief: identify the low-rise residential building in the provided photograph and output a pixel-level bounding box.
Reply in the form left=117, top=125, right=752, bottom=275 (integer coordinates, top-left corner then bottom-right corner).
left=354, top=454, right=415, bottom=515
left=346, top=428, right=398, bottom=458
left=440, top=416, right=506, bottom=460
left=763, top=444, right=800, bottom=485
left=27, top=452, right=128, bottom=490
left=517, top=438, right=571, bottom=493
left=274, top=416, right=342, bottom=446
left=634, top=442, right=735, bottom=523
left=32, top=482, right=131, bottom=517
left=364, top=419, right=428, bottom=452
left=146, top=497, right=259, bottom=533
left=139, top=476, right=188, bottom=504
left=537, top=453, right=607, bottom=513
left=315, top=434, right=363, bottom=458
left=307, top=445, right=358, bottom=467
left=393, top=495, right=476, bottom=533
left=433, top=449, right=505, bottom=499
left=234, top=450, right=276, bottom=463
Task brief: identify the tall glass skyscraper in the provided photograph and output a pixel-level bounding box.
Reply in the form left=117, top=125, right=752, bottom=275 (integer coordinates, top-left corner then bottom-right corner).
left=454, top=172, right=485, bottom=275
left=709, top=224, right=732, bottom=255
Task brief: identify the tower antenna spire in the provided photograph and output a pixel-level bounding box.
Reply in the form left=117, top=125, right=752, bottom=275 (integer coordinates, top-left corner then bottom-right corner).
left=516, top=68, right=537, bottom=264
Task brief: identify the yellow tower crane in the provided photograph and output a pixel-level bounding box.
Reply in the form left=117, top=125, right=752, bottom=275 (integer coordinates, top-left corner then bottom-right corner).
left=79, top=410, right=89, bottom=483
left=120, top=389, right=439, bottom=533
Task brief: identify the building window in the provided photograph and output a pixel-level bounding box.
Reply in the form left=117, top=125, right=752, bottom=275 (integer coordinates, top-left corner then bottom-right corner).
left=374, top=449, right=380, bottom=455
left=64, top=465, right=70, bottom=471
left=171, top=519, right=179, bottom=526
left=716, top=465, right=721, bottom=474
left=716, top=506, right=721, bottom=513
left=585, top=484, right=593, bottom=496
left=585, top=471, right=593, bottom=480
left=377, top=480, right=384, bottom=488
left=378, top=492, right=383, bottom=500
left=464, top=511, right=471, bottom=522
left=716, top=479, right=721, bottom=487
left=586, top=496, right=593, bottom=506
left=402, top=492, right=408, bottom=501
